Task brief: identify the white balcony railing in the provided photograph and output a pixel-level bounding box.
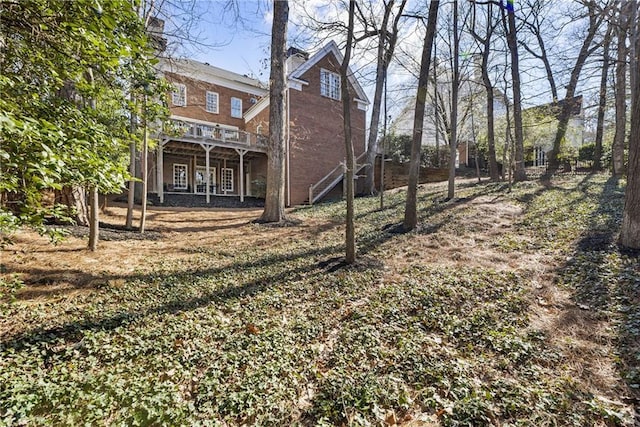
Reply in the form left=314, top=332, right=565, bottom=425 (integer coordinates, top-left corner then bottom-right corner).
left=169, top=119, right=268, bottom=149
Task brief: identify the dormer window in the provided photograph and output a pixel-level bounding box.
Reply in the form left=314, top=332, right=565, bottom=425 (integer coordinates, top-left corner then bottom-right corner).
left=171, top=83, right=186, bottom=106
left=320, top=69, right=340, bottom=100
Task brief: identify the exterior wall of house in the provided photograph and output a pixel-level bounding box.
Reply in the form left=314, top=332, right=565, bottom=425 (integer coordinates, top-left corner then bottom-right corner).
left=149, top=64, right=269, bottom=204
left=287, top=54, right=367, bottom=205
left=245, top=105, right=270, bottom=136
left=164, top=71, right=260, bottom=129
left=149, top=46, right=368, bottom=207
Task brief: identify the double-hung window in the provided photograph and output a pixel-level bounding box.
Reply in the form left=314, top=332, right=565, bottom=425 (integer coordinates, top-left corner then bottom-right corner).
left=171, top=83, right=186, bottom=106
left=231, top=97, right=243, bottom=118
left=320, top=69, right=340, bottom=100
left=206, top=91, right=219, bottom=113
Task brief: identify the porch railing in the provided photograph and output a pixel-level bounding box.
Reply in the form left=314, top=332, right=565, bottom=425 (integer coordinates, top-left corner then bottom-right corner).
left=169, top=119, right=268, bottom=149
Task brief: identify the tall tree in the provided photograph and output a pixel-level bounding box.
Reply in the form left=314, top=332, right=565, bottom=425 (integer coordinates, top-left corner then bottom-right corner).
left=502, top=0, right=526, bottom=182
left=594, top=24, right=613, bottom=172
left=447, top=0, right=461, bottom=199
left=126, top=97, right=137, bottom=229
left=259, top=0, right=289, bottom=223
left=620, top=1, right=639, bottom=248
left=612, top=0, right=629, bottom=176
left=139, top=94, right=149, bottom=233
left=433, top=45, right=441, bottom=167
left=546, top=0, right=607, bottom=173
left=404, top=0, right=440, bottom=231
left=470, top=1, right=501, bottom=181
left=342, top=0, right=357, bottom=263
left=364, top=0, right=407, bottom=195
left=0, top=0, right=165, bottom=244
left=86, top=68, right=99, bottom=251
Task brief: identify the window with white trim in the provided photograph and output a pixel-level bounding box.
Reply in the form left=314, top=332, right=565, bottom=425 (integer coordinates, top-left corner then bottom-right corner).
left=195, top=166, right=217, bottom=193
left=221, top=168, right=234, bottom=192
left=206, top=91, right=219, bottom=113
left=171, top=83, right=186, bottom=106
left=173, top=164, right=188, bottom=189
left=231, top=97, right=242, bottom=118
left=320, top=69, right=341, bottom=100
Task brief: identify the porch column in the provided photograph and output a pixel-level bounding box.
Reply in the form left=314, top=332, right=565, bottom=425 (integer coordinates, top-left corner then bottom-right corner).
left=205, top=147, right=211, bottom=204
left=223, top=159, right=227, bottom=195
left=157, top=139, right=165, bottom=204
left=198, top=143, right=214, bottom=204
left=192, top=155, right=197, bottom=194
left=235, top=149, right=247, bottom=203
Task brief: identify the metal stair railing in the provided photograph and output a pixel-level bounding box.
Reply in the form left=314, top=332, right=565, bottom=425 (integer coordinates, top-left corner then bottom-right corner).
left=308, top=152, right=368, bottom=205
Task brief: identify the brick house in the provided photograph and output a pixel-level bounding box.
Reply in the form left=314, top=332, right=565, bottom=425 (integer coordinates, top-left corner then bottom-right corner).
left=149, top=41, right=369, bottom=207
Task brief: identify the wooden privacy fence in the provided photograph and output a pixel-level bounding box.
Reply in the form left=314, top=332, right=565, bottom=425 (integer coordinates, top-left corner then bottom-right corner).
left=374, top=157, right=449, bottom=191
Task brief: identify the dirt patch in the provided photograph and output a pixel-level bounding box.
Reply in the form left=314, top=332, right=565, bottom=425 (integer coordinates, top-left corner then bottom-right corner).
left=381, top=194, right=536, bottom=274
left=4, top=195, right=534, bottom=302
left=2, top=204, right=327, bottom=303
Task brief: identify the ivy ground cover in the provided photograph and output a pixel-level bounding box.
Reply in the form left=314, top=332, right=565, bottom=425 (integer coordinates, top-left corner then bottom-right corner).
left=1, top=175, right=637, bottom=426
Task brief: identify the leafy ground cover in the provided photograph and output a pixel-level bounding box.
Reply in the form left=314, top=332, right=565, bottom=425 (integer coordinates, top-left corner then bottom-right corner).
left=1, top=174, right=638, bottom=426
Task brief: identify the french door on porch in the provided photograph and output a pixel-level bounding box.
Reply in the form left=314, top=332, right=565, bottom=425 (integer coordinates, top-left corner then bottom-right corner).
left=220, top=167, right=234, bottom=194
left=195, top=166, right=216, bottom=194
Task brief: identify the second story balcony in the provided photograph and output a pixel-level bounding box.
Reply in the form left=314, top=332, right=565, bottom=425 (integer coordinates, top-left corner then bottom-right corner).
left=164, top=118, right=268, bottom=152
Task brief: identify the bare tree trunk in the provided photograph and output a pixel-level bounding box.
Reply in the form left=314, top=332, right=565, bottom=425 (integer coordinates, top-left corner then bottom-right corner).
left=342, top=0, right=357, bottom=264
left=471, top=2, right=500, bottom=181
left=630, top=1, right=638, bottom=98
left=471, top=111, right=481, bottom=182
left=548, top=3, right=605, bottom=173
left=447, top=0, right=460, bottom=199
left=612, top=3, right=628, bottom=176
left=55, top=186, right=89, bottom=225
left=594, top=25, right=612, bottom=172
left=365, top=0, right=407, bottom=195
left=259, top=0, right=288, bottom=222
left=620, top=1, right=640, bottom=248
left=56, top=80, right=90, bottom=225
left=88, top=186, right=99, bottom=251
left=484, top=73, right=499, bottom=181
left=126, top=101, right=136, bottom=229
left=364, top=2, right=393, bottom=195
left=139, top=97, right=148, bottom=234
left=504, top=91, right=512, bottom=185
left=380, top=68, right=389, bottom=209
left=502, top=1, right=526, bottom=182
left=86, top=67, right=99, bottom=250
left=433, top=47, right=440, bottom=168
left=404, top=0, right=440, bottom=231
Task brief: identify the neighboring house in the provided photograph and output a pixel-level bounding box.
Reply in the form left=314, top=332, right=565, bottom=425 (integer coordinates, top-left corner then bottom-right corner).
left=391, top=63, right=507, bottom=168
left=148, top=41, right=369, bottom=207
left=523, top=96, right=584, bottom=167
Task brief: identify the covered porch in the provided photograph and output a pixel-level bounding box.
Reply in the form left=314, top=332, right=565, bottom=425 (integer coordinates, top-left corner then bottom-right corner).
left=150, top=119, right=268, bottom=205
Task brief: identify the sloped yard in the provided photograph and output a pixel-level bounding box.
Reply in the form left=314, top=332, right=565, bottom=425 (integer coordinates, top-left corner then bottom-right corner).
left=1, top=175, right=638, bottom=426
